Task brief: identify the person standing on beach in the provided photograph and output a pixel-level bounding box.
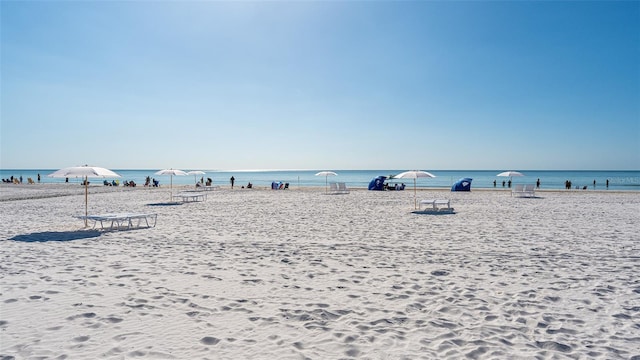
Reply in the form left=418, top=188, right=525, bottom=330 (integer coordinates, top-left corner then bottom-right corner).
left=536, top=178, right=540, bottom=188
left=593, top=180, right=596, bottom=189
left=606, top=179, right=609, bottom=188
left=37, top=173, right=41, bottom=183
left=493, top=180, right=496, bottom=187
left=230, top=176, right=235, bottom=189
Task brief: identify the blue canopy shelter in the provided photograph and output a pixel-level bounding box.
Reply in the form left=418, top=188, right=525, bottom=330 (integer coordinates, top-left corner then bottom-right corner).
left=368, top=176, right=387, bottom=191
left=451, top=178, right=472, bottom=192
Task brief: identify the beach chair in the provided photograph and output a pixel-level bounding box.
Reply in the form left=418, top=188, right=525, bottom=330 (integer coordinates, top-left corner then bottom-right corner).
left=327, top=182, right=339, bottom=194
left=414, top=199, right=455, bottom=214
left=512, top=184, right=525, bottom=197
left=78, top=213, right=158, bottom=230
left=523, top=184, right=536, bottom=197
left=173, top=192, right=207, bottom=202
left=337, top=182, right=350, bottom=194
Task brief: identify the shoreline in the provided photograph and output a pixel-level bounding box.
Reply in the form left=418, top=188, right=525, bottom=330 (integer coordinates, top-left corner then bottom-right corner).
left=1, top=182, right=636, bottom=202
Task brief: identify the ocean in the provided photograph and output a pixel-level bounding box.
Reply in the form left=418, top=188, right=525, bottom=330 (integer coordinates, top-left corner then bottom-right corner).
left=1, top=169, right=639, bottom=191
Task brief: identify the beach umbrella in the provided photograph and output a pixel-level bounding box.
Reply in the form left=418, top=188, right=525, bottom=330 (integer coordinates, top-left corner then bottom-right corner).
left=393, top=170, right=436, bottom=209
left=497, top=171, right=525, bottom=185
left=186, top=170, right=206, bottom=188
left=48, top=165, right=121, bottom=227
left=496, top=171, right=525, bottom=178
left=315, top=171, right=338, bottom=194
left=155, top=169, right=187, bottom=201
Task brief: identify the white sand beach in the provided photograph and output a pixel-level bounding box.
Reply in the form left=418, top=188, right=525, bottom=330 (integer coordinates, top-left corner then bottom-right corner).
left=1, top=184, right=639, bottom=359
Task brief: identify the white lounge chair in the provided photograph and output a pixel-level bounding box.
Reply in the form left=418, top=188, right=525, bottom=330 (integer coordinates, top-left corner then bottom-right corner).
left=326, top=182, right=339, bottom=195
left=78, top=213, right=157, bottom=230
left=337, top=182, right=350, bottom=194
left=513, top=184, right=535, bottom=198
left=512, top=184, right=525, bottom=197
left=173, top=192, right=207, bottom=202
left=522, top=184, right=536, bottom=197
left=414, top=199, right=454, bottom=214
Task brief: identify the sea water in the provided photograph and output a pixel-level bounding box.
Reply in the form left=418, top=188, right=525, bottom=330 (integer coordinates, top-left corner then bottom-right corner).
left=1, top=169, right=638, bottom=191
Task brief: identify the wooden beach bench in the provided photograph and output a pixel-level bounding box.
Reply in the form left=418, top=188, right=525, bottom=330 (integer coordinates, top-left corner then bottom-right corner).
left=78, top=213, right=158, bottom=230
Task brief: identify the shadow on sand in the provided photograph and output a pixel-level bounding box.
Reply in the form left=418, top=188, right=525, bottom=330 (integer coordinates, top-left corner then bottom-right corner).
left=411, top=210, right=456, bottom=215
left=9, top=230, right=103, bottom=243
left=147, top=202, right=183, bottom=207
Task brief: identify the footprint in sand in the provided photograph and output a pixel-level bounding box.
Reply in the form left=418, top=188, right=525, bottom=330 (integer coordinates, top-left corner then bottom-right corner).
left=103, top=316, right=123, bottom=324
left=200, top=336, right=220, bottom=345
left=73, top=335, right=90, bottom=342
left=66, top=313, right=96, bottom=321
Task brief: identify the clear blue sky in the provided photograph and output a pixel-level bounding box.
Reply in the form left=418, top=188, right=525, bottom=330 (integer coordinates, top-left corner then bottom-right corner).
left=1, top=1, right=639, bottom=171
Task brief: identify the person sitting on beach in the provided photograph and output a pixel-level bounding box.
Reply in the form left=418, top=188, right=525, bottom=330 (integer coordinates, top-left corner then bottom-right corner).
left=153, top=179, right=159, bottom=187
left=144, top=176, right=151, bottom=186
left=206, top=178, right=212, bottom=186
left=247, top=182, right=252, bottom=189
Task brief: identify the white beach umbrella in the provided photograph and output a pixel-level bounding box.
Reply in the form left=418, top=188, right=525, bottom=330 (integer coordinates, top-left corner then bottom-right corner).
left=497, top=171, right=525, bottom=184
left=155, top=169, right=187, bottom=201
left=186, top=170, right=206, bottom=188
left=394, top=170, right=436, bottom=209
left=315, top=171, right=338, bottom=194
left=48, top=165, right=121, bottom=227
left=496, top=171, right=525, bottom=178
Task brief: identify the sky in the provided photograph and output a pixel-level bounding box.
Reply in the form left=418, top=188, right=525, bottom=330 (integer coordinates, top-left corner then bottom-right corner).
left=1, top=1, right=639, bottom=171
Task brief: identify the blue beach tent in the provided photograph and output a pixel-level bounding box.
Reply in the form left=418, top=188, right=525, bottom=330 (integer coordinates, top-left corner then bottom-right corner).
left=451, top=178, right=472, bottom=192
left=368, top=176, right=387, bottom=191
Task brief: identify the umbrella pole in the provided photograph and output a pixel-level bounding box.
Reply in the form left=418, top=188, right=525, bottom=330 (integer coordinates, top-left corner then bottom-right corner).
left=325, top=176, right=328, bottom=194
left=170, top=175, right=173, bottom=202
left=84, top=176, right=88, bottom=227
left=414, top=178, right=417, bottom=210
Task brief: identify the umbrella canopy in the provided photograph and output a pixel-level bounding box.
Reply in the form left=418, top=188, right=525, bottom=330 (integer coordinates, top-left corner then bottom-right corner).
left=394, top=170, right=436, bottom=209
left=48, top=165, right=121, bottom=227
left=186, top=170, right=206, bottom=188
left=315, top=171, right=338, bottom=194
left=497, top=171, right=525, bottom=186
left=156, top=169, right=188, bottom=177
left=155, top=169, right=187, bottom=201
left=497, top=171, right=525, bottom=178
